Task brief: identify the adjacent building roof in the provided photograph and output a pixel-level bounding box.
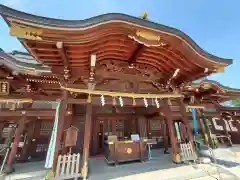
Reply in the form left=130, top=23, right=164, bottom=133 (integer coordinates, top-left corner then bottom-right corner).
left=0, top=49, right=51, bottom=76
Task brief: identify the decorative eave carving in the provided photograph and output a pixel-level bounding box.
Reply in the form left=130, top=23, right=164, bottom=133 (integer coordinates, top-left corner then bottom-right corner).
left=128, top=29, right=167, bottom=47
left=9, top=23, right=42, bottom=41
left=0, top=81, right=9, bottom=95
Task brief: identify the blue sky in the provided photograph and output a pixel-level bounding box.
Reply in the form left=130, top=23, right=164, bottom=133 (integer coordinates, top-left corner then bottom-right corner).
left=1, top=0, right=240, bottom=88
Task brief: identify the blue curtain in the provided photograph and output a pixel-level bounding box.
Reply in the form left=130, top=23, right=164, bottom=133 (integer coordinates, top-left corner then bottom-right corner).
left=191, top=108, right=198, bottom=137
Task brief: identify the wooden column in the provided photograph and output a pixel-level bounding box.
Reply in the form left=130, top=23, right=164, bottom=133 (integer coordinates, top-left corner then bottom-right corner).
left=138, top=116, right=147, bottom=139
left=0, top=122, right=5, bottom=142
left=197, top=111, right=209, bottom=145
left=161, top=100, right=179, bottom=162
left=81, top=104, right=93, bottom=178
left=179, top=101, right=194, bottom=141
left=112, top=119, right=116, bottom=135
left=28, top=120, right=41, bottom=159
left=199, top=110, right=213, bottom=148
left=163, top=118, right=169, bottom=153
left=20, top=120, right=36, bottom=161
left=62, top=115, right=72, bottom=154
left=52, top=91, right=68, bottom=172
left=220, top=113, right=232, bottom=146
left=5, top=116, right=25, bottom=173
left=62, top=104, right=73, bottom=154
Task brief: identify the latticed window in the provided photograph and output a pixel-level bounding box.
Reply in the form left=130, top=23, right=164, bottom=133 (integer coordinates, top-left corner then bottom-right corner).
left=2, top=124, right=16, bottom=138
left=0, top=102, right=23, bottom=110
left=32, top=101, right=57, bottom=109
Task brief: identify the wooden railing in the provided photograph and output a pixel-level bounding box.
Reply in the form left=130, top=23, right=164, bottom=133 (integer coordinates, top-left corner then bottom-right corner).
left=54, top=153, right=81, bottom=180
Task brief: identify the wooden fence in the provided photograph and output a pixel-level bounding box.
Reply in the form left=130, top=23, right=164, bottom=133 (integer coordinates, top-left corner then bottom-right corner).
left=54, top=153, right=81, bottom=180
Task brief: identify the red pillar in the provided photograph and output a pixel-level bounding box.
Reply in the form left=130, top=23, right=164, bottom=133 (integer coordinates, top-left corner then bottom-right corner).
left=20, top=120, right=35, bottom=161
left=163, top=118, right=169, bottom=153
left=179, top=101, right=194, bottom=141
left=161, top=100, right=179, bottom=162
left=81, top=104, right=93, bottom=178
left=5, top=117, right=25, bottom=173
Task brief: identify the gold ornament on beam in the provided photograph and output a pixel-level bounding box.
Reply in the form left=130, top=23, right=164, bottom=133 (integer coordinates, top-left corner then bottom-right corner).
left=190, top=96, right=195, bottom=104
left=168, top=99, right=172, bottom=106
left=136, top=30, right=160, bottom=41
left=87, top=94, right=92, bottom=103
left=10, top=23, right=42, bottom=41
left=132, top=98, right=136, bottom=106
left=60, top=85, right=183, bottom=99
left=112, top=97, right=117, bottom=106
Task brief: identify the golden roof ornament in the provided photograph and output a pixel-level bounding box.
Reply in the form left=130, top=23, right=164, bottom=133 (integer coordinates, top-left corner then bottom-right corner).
left=142, top=11, right=148, bottom=20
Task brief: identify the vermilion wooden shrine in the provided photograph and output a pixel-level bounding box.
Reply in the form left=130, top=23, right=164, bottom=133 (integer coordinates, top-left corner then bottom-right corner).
left=0, top=5, right=240, bottom=178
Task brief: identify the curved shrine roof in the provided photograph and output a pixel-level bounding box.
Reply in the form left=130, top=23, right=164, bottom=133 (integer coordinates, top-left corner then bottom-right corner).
left=0, top=5, right=233, bottom=86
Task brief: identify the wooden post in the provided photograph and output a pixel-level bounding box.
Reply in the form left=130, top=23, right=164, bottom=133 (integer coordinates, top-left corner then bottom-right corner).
left=163, top=118, right=169, bottom=153
left=52, top=91, right=68, bottom=172
left=179, top=101, right=194, bottom=141
left=161, top=100, right=179, bottom=162
left=138, top=116, right=147, bottom=139
left=197, top=111, right=209, bottom=146
left=28, top=120, right=41, bottom=160
left=220, top=113, right=232, bottom=146
left=81, top=104, right=93, bottom=178
left=200, top=110, right=214, bottom=148
left=20, top=120, right=35, bottom=161
left=0, top=123, right=5, bottom=141
left=5, top=117, right=25, bottom=173
left=62, top=105, right=73, bottom=155
left=112, top=119, right=116, bottom=135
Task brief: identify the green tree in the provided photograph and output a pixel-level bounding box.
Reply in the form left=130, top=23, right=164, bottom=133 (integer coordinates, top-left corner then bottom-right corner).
left=231, top=99, right=240, bottom=107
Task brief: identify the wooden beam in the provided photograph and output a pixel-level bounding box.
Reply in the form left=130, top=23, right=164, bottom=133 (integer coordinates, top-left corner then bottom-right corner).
left=0, top=109, right=71, bottom=117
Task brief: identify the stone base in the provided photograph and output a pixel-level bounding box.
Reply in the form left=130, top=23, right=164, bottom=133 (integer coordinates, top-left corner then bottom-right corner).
left=164, top=150, right=170, bottom=154
left=0, top=174, right=5, bottom=180
left=4, top=166, right=15, bottom=174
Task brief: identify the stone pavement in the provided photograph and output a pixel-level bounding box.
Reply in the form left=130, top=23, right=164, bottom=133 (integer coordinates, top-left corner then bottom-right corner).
left=3, top=147, right=240, bottom=180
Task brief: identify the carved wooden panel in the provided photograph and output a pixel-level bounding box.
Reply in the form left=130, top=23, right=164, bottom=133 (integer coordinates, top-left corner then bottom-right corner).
left=93, top=60, right=163, bottom=92
left=0, top=81, right=9, bottom=95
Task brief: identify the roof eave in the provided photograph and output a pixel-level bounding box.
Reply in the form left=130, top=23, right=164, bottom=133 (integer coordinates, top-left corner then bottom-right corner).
left=0, top=5, right=232, bottom=66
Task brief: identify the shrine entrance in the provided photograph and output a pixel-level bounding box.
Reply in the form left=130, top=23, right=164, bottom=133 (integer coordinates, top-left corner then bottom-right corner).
left=91, top=115, right=137, bottom=155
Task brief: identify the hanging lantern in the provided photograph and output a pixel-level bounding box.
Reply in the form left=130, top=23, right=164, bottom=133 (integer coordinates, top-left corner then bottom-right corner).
left=87, top=94, right=92, bottom=103
left=168, top=99, right=172, bottom=106
left=190, top=96, right=195, bottom=104
left=132, top=98, right=136, bottom=106
left=112, top=97, right=117, bottom=106
left=119, top=96, right=123, bottom=107
left=101, top=95, right=105, bottom=106
left=143, top=98, right=148, bottom=107
left=151, top=98, right=155, bottom=106
left=155, top=98, right=160, bottom=108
